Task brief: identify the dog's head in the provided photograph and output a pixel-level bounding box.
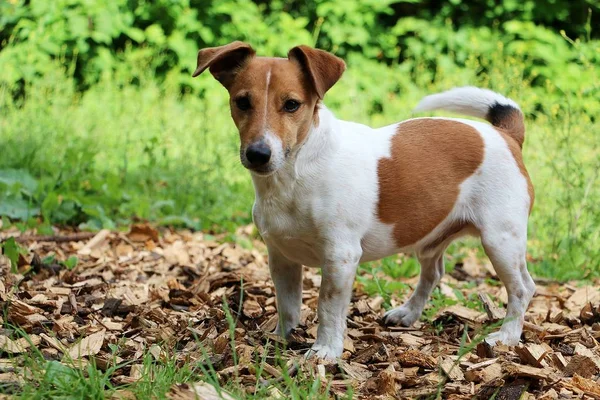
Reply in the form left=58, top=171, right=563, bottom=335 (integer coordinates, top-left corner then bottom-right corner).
left=192, top=41, right=345, bottom=176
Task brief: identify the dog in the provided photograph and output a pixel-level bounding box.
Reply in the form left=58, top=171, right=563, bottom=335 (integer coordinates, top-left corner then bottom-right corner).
left=192, top=41, right=535, bottom=359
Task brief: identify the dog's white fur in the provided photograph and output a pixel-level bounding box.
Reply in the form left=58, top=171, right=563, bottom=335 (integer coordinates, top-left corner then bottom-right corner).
left=251, top=87, right=534, bottom=359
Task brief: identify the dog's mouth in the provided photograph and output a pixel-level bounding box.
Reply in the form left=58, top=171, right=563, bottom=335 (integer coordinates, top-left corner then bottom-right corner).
left=248, top=165, right=276, bottom=177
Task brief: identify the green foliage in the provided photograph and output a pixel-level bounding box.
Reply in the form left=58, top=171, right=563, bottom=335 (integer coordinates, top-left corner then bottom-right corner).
left=0, top=1, right=600, bottom=280
left=64, top=255, right=79, bottom=270
left=0, top=169, right=40, bottom=221
left=0, top=237, right=26, bottom=273
left=1, top=0, right=598, bottom=90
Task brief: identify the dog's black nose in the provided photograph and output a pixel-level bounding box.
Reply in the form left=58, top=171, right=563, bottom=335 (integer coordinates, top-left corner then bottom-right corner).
left=246, top=142, right=271, bottom=167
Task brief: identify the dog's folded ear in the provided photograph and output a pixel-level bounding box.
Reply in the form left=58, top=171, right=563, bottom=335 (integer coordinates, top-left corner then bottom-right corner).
left=288, top=45, right=346, bottom=99
left=192, top=41, right=255, bottom=87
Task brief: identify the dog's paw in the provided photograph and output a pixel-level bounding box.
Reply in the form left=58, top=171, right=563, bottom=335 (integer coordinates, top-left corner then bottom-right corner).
left=383, top=304, right=421, bottom=327
left=485, top=330, right=520, bottom=347
left=272, top=324, right=286, bottom=338
left=305, top=343, right=342, bottom=361
left=273, top=322, right=296, bottom=339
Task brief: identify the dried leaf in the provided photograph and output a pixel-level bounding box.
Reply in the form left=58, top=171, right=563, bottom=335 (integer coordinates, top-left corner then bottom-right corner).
left=397, top=349, right=436, bottom=368
left=3, top=224, right=600, bottom=399
left=68, top=330, right=105, bottom=359
left=514, top=344, right=549, bottom=367
left=77, top=229, right=110, bottom=255
left=0, top=336, right=29, bottom=353
left=479, top=293, right=506, bottom=321
left=564, top=355, right=599, bottom=378
left=440, top=357, right=465, bottom=381
left=502, top=361, right=556, bottom=381
left=168, top=382, right=236, bottom=400
left=242, top=299, right=263, bottom=319
left=128, top=224, right=159, bottom=243
left=571, top=374, right=600, bottom=396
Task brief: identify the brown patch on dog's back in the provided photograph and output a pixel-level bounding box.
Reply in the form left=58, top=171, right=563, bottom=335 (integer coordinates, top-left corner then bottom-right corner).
left=377, top=119, right=484, bottom=248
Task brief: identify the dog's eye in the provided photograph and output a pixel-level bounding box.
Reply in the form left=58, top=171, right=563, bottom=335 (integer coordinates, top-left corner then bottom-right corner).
left=283, top=100, right=300, bottom=113
left=236, top=97, right=251, bottom=111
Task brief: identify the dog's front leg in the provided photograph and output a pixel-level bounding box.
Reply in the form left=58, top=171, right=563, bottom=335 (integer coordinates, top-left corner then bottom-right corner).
left=309, top=239, right=361, bottom=360
left=268, top=245, right=303, bottom=338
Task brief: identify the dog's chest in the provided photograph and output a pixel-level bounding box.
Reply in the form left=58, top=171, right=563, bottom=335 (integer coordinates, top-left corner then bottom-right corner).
left=252, top=192, right=324, bottom=267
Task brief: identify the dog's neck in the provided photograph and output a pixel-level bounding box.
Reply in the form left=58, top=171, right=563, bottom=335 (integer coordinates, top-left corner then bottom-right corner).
left=250, top=105, right=340, bottom=200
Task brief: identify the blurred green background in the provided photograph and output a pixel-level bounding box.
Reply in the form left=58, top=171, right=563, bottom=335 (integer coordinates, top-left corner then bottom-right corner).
left=1, top=0, right=599, bottom=279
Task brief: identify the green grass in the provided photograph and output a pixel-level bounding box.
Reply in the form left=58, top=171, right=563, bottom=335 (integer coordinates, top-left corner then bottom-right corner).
left=4, top=313, right=346, bottom=400
left=0, top=65, right=254, bottom=234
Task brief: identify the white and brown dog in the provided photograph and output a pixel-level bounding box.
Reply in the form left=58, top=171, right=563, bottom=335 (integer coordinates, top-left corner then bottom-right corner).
left=193, top=41, right=535, bottom=359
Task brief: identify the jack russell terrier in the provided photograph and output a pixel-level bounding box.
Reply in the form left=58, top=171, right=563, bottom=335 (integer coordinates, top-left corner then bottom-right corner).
left=193, top=41, right=535, bottom=359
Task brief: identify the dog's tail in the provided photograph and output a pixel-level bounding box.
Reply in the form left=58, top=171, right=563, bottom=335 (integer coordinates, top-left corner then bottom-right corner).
left=414, top=86, right=525, bottom=147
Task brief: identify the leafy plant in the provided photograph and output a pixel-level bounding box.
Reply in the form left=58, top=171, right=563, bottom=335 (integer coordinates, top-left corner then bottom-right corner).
left=0, top=237, right=27, bottom=273
left=63, top=255, right=79, bottom=270
left=0, top=169, right=40, bottom=221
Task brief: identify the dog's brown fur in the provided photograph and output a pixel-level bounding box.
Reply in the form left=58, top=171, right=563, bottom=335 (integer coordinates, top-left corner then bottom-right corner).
left=377, top=119, right=485, bottom=248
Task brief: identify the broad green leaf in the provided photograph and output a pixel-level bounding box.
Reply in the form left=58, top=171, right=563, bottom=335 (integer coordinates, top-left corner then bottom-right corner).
left=64, top=256, right=78, bottom=270
left=125, top=27, right=145, bottom=43
left=44, top=360, right=77, bottom=386
left=0, top=197, right=40, bottom=220
left=1, top=237, right=22, bottom=272
left=0, top=168, right=38, bottom=195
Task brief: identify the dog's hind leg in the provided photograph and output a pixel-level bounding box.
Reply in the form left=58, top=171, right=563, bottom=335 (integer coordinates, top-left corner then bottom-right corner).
left=481, top=220, right=535, bottom=346
left=268, top=246, right=303, bottom=338
left=383, top=251, right=445, bottom=327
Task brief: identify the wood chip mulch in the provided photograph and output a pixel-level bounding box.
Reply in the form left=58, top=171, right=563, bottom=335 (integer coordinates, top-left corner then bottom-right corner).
left=2, top=224, right=600, bottom=399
